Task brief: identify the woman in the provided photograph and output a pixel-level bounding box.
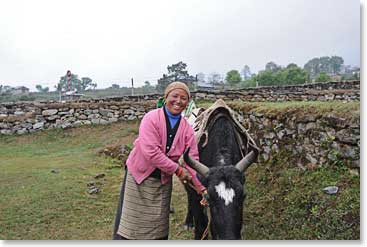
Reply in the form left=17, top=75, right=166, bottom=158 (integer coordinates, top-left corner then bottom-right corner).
left=113, top=81, right=206, bottom=240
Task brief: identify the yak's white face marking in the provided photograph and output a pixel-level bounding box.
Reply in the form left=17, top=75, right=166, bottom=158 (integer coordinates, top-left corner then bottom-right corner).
left=215, top=181, right=235, bottom=206
left=218, top=156, right=225, bottom=165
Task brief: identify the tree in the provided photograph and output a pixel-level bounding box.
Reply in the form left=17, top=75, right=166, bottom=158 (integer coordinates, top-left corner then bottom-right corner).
left=142, top=81, right=155, bottom=94
left=207, top=72, right=222, bottom=86
left=330, top=56, right=344, bottom=75
left=265, top=61, right=282, bottom=72
left=225, top=70, right=242, bottom=87
left=315, top=72, right=331, bottom=82
left=35, top=84, right=49, bottom=93
left=56, top=73, right=96, bottom=92
left=241, top=65, right=252, bottom=80
left=304, top=55, right=344, bottom=79
left=157, top=61, right=196, bottom=92
left=111, top=84, right=120, bottom=89
left=81, top=77, right=96, bottom=91
left=196, top=72, right=206, bottom=82
left=241, top=75, right=257, bottom=88
left=282, top=65, right=308, bottom=85
left=256, top=70, right=282, bottom=86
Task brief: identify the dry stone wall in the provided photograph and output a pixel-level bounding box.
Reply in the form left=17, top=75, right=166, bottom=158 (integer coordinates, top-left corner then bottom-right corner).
left=229, top=104, right=360, bottom=170
left=0, top=101, right=156, bottom=135
left=0, top=80, right=360, bottom=170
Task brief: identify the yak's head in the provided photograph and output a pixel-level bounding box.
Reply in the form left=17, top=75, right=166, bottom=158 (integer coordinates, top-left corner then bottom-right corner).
left=184, top=148, right=257, bottom=240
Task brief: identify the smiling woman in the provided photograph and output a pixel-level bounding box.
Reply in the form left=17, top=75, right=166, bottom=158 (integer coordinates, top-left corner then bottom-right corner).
left=112, top=81, right=207, bottom=240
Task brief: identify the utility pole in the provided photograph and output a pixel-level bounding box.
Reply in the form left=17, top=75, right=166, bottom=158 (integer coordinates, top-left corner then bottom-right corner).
left=131, top=78, right=134, bottom=96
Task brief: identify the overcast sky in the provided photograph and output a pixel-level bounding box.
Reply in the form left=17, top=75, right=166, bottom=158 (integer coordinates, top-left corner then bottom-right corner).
left=0, top=0, right=360, bottom=91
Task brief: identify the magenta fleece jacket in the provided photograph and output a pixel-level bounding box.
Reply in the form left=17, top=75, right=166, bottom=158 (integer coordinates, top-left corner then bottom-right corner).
left=126, top=107, right=206, bottom=193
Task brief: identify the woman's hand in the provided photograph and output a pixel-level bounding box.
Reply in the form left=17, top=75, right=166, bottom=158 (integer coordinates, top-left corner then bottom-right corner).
left=176, top=167, right=192, bottom=184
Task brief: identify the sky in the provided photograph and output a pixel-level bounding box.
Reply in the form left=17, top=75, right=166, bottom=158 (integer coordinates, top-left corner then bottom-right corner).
left=0, top=0, right=361, bottom=91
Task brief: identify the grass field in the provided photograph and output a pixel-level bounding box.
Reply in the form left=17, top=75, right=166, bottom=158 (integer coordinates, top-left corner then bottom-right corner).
left=0, top=102, right=360, bottom=240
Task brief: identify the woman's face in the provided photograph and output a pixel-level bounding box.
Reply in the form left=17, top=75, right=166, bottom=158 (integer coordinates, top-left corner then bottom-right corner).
left=165, top=89, right=189, bottom=115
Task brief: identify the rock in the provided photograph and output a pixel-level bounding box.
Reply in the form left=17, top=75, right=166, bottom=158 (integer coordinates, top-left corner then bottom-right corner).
left=321, top=114, right=347, bottom=128
left=79, top=114, right=88, bottom=120
left=335, top=129, right=359, bottom=145
left=127, top=115, right=137, bottom=121
left=99, top=109, right=110, bottom=117
left=108, top=118, right=118, bottom=123
left=349, top=169, right=359, bottom=176
left=322, top=186, right=338, bottom=195
left=14, top=111, right=25, bottom=116
left=306, top=154, right=317, bottom=164
left=16, top=128, right=28, bottom=135
left=100, top=119, right=109, bottom=125
left=338, top=144, right=358, bottom=159
left=91, top=118, right=100, bottom=124
left=1, top=129, right=13, bottom=134
left=94, top=173, right=105, bottom=179
left=88, top=188, right=101, bottom=194
left=51, top=169, right=60, bottom=174
left=297, top=123, right=306, bottom=134
left=42, top=109, right=58, bottom=116
left=305, top=122, right=317, bottom=131
left=264, top=132, right=276, bottom=139
left=33, top=122, right=44, bottom=129
left=124, top=109, right=135, bottom=115
left=61, top=122, right=72, bottom=129
left=47, top=115, right=59, bottom=121
left=87, top=181, right=96, bottom=187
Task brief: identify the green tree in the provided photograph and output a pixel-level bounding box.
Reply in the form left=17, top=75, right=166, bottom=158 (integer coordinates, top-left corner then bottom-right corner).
left=241, top=75, right=257, bottom=88
left=81, top=77, right=96, bottom=91
left=315, top=72, right=331, bottom=82
left=142, top=81, right=155, bottom=94
left=282, top=64, right=309, bottom=85
left=330, top=56, right=344, bottom=75
left=225, top=70, right=242, bottom=87
left=35, top=85, right=49, bottom=93
left=265, top=61, right=282, bottom=72
left=256, top=70, right=283, bottom=86
left=304, top=57, right=321, bottom=78
left=56, top=74, right=96, bottom=92
left=157, top=61, right=196, bottom=92
left=241, top=65, right=252, bottom=80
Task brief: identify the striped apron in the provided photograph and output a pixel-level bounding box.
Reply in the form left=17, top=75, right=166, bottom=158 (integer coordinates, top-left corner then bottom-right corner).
left=117, top=171, right=172, bottom=240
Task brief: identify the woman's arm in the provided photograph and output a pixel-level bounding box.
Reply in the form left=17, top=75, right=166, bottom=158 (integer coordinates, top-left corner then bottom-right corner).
left=138, top=112, right=179, bottom=175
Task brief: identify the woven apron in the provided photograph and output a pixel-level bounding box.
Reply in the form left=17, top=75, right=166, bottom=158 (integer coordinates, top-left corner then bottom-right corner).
left=117, top=171, right=172, bottom=240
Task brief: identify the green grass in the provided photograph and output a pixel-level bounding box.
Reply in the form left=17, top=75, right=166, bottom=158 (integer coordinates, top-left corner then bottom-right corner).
left=243, top=151, right=360, bottom=240
left=0, top=121, right=140, bottom=240
left=0, top=101, right=360, bottom=239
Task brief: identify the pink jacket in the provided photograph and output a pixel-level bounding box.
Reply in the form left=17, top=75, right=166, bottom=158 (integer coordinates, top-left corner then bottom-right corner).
left=126, top=107, right=206, bottom=193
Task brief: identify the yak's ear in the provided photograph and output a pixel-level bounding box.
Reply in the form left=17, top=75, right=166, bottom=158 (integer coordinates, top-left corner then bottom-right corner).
left=183, top=148, right=210, bottom=178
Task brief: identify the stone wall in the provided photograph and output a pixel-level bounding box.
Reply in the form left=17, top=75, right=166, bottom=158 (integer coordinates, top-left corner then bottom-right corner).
left=0, top=101, right=156, bottom=135
left=0, top=80, right=360, bottom=170
left=84, top=80, right=358, bottom=102
left=229, top=103, right=360, bottom=170
left=194, top=80, right=360, bottom=102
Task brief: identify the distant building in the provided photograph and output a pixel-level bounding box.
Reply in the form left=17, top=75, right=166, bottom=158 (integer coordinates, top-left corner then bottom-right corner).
left=10, top=86, right=30, bottom=95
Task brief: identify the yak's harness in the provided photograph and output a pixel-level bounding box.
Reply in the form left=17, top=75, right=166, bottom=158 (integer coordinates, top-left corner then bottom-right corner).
left=188, top=99, right=259, bottom=160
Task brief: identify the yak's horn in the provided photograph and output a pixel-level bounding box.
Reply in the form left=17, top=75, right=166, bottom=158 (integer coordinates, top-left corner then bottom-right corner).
left=235, top=150, right=258, bottom=173
left=183, top=148, right=209, bottom=177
